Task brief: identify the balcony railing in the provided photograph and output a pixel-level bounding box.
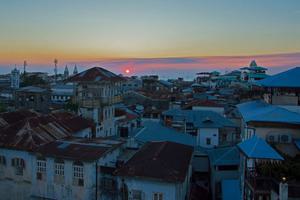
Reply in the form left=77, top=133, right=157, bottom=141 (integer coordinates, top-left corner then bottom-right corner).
left=245, top=171, right=279, bottom=195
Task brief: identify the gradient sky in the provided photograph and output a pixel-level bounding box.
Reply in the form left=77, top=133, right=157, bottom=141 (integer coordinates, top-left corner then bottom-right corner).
left=1, top=0, right=300, bottom=76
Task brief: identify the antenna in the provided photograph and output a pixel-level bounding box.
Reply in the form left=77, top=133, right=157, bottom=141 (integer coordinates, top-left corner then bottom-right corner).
left=54, top=58, right=58, bottom=82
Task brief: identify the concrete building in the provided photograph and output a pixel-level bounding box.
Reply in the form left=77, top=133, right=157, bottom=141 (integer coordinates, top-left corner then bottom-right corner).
left=257, top=67, right=300, bottom=106
left=237, top=136, right=285, bottom=200
left=207, top=146, right=240, bottom=200
left=115, top=141, right=193, bottom=200
left=161, top=109, right=239, bottom=148
left=51, top=84, right=74, bottom=103
left=68, top=67, right=124, bottom=137
left=240, top=60, right=268, bottom=82
left=15, top=86, right=51, bottom=113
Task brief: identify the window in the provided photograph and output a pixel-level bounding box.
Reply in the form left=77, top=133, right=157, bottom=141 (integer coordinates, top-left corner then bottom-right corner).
left=36, top=158, right=46, bottom=180
left=37, top=159, right=46, bottom=173
left=132, top=190, right=142, bottom=200
left=206, top=138, right=211, bottom=145
left=55, top=160, right=64, bottom=176
left=73, top=161, right=84, bottom=186
left=0, top=156, right=6, bottom=166
left=11, top=158, right=25, bottom=175
left=153, top=193, right=163, bottom=200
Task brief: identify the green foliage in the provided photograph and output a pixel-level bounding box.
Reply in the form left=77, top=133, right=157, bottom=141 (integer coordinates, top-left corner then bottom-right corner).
left=0, top=102, right=7, bottom=113
left=257, top=155, right=300, bottom=181
left=21, top=75, right=46, bottom=87
left=64, top=101, right=78, bottom=112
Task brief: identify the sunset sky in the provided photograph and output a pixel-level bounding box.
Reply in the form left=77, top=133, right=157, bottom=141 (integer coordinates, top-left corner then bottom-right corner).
left=1, top=0, right=300, bottom=77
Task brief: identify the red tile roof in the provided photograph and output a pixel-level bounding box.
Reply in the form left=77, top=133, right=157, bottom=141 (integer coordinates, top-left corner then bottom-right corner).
left=67, top=67, right=124, bottom=82
left=114, top=141, right=193, bottom=182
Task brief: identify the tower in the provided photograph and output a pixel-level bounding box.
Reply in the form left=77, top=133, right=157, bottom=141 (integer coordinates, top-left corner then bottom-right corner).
left=64, top=65, right=69, bottom=79
left=73, top=64, right=78, bottom=75
left=54, top=58, right=58, bottom=82
left=11, top=67, right=20, bottom=89
left=23, top=60, right=27, bottom=74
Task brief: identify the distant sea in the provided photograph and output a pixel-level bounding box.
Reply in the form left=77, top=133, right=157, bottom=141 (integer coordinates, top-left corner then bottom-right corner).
left=1, top=52, right=300, bottom=80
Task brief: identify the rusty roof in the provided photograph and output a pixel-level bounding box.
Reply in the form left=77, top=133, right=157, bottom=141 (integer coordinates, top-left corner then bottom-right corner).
left=0, top=115, right=70, bottom=151
left=0, top=111, right=96, bottom=151
left=114, top=141, right=193, bottom=182
left=67, top=67, right=124, bottom=82
left=36, top=138, right=124, bottom=161
left=0, top=110, right=38, bottom=128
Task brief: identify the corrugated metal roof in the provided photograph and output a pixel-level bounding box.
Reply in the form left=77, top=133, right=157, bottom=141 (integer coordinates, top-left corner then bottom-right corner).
left=162, top=109, right=237, bottom=128
left=237, top=136, right=284, bottom=160
left=207, top=146, right=240, bottom=166
left=257, top=67, right=300, bottom=88
left=237, top=100, right=300, bottom=125
left=135, top=119, right=196, bottom=146
left=114, top=141, right=193, bottom=183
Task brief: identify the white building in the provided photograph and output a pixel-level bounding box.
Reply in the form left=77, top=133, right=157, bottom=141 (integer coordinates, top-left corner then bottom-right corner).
left=51, top=84, right=74, bottom=103
left=161, top=109, right=239, bottom=148
left=31, top=138, right=124, bottom=200
left=10, top=67, right=20, bottom=89
left=115, top=141, right=193, bottom=200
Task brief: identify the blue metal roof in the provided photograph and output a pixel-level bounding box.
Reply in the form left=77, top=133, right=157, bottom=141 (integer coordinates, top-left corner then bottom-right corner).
left=257, top=67, right=300, bottom=88
left=162, top=109, right=237, bottom=128
left=135, top=119, right=196, bottom=147
left=207, top=146, right=240, bottom=166
left=237, top=100, right=300, bottom=125
left=295, top=139, right=300, bottom=150
left=222, top=179, right=241, bottom=200
left=237, top=136, right=284, bottom=160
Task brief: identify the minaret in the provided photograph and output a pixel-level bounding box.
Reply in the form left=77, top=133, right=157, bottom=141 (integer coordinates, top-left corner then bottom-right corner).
left=64, top=65, right=69, bottom=79
left=73, top=64, right=78, bottom=75
left=11, top=67, right=20, bottom=89
left=54, top=58, right=58, bottom=82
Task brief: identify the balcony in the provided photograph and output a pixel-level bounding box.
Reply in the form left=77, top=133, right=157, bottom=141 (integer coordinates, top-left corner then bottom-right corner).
left=79, top=95, right=122, bottom=108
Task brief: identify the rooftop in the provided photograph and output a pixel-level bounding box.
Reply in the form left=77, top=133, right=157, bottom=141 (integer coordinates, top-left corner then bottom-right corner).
left=35, top=138, right=124, bottom=161
left=257, top=67, right=300, bottom=88
left=114, top=141, right=193, bottom=182
left=237, top=136, right=284, bottom=160
left=67, top=67, right=124, bottom=82
left=237, top=100, right=300, bottom=125
left=17, top=86, right=48, bottom=93
left=207, top=146, right=240, bottom=166
left=162, top=109, right=237, bottom=128
left=135, top=119, right=196, bottom=146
